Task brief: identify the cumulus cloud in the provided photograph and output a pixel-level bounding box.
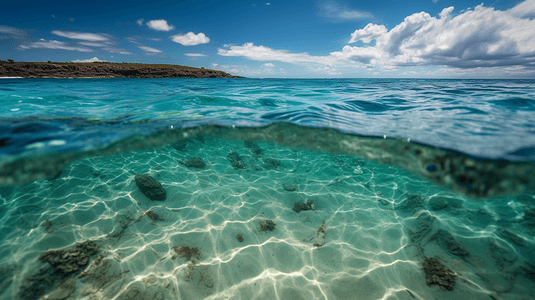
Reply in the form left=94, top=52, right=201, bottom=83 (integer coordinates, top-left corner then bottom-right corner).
left=349, top=23, right=387, bottom=43
left=146, top=19, right=174, bottom=31
left=264, top=63, right=274, bottom=67
left=337, top=1, right=535, bottom=70
left=318, top=0, right=372, bottom=22
left=72, top=57, right=105, bottom=62
left=184, top=53, right=206, bottom=57
left=18, top=39, right=93, bottom=52
left=218, top=43, right=335, bottom=64
left=51, top=30, right=111, bottom=41
left=137, top=18, right=144, bottom=26
left=171, top=32, right=209, bottom=46
left=138, top=45, right=162, bottom=54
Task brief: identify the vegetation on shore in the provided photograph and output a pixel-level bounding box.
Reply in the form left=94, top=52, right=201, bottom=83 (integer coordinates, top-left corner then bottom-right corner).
left=0, top=60, right=241, bottom=78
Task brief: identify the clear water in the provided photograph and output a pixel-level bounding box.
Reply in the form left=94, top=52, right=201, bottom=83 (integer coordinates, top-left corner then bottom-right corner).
left=0, top=78, right=534, bottom=300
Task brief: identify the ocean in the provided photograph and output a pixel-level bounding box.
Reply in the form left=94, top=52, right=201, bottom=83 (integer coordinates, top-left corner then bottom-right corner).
left=0, top=78, right=534, bottom=300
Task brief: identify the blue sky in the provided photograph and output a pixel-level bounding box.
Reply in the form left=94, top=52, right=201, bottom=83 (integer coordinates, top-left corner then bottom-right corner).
left=1, top=0, right=534, bottom=78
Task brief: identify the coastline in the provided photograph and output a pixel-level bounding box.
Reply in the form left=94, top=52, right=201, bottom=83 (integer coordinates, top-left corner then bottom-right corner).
left=0, top=61, right=242, bottom=78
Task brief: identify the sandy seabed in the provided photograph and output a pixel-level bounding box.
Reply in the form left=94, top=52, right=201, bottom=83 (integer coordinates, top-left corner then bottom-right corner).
left=0, top=136, right=534, bottom=300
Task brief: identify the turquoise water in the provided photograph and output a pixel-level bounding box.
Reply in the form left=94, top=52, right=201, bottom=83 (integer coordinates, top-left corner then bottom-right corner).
left=0, top=78, right=534, bottom=299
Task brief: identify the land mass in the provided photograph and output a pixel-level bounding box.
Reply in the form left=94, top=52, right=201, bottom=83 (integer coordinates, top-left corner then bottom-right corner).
left=0, top=61, right=241, bottom=78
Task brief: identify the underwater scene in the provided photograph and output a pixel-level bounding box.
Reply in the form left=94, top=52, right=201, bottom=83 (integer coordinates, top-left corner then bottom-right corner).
left=0, top=78, right=535, bottom=300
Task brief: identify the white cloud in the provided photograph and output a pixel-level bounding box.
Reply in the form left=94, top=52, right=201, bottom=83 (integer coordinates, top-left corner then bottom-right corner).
left=211, top=63, right=279, bottom=77
left=146, top=19, right=174, bottom=31
left=0, top=25, right=27, bottom=37
left=72, top=57, right=105, bottom=63
left=349, top=23, right=387, bottom=43
left=137, top=18, right=144, bottom=26
left=184, top=53, right=206, bottom=57
left=218, top=43, right=335, bottom=65
left=78, top=41, right=110, bottom=47
left=138, top=45, right=162, bottom=54
left=171, top=32, right=210, bottom=46
left=338, top=1, right=535, bottom=70
left=318, top=0, right=372, bottom=21
left=19, top=39, right=93, bottom=52
left=51, top=30, right=111, bottom=41
left=264, top=63, right=274, bottom=67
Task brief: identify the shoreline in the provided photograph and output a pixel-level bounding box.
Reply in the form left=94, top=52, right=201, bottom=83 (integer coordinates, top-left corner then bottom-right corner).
left=0, top=61, right=242, bottom=78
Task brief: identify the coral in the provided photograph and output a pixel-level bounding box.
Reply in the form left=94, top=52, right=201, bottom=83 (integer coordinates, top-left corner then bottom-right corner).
left=422, top=257, right=457, bottom=290
left=293, top=199, right=316, bottom=213
left=172, top=245, right=202, bottom=261
left=259, top=220, right=276, bottom=231
left=39, top=240, right=100, bottom=274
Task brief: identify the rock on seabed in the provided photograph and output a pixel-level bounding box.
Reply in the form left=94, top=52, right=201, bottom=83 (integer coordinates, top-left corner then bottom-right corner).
left=134, top=174, right=167, bottom=201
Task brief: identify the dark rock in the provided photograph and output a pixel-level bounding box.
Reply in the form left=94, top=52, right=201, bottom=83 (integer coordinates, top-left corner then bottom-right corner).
left=39, top=240, right=100, bottom=274
left=283, top=184, right=297, bottom=192
left=244, top=141, right=262, bottom=155
left=263, top=158, right=281, bottom=170
left=423, top=257, right=457, bottom=290
left=134, top=174, right=166, bottom=201
left=431, top=229, right=469, bottom=257
left=180, top=157, right=206, bottom=169
left=236, top=234, right=244, bottom=242
left=171, top=140, right=188, bottom=151
left=259, top=220, right=276, bottom=231
left=293, top=200, right=316, bottom=213
left=227, top=151, right=248, bottom=170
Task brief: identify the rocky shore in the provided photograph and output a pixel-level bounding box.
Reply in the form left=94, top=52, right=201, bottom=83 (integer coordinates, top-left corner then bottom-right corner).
left=0, top=61, right=240, bottom=78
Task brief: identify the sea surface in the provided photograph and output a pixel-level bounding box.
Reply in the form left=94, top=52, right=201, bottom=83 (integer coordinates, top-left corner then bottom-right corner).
left=0, top=78, right=534, bottom=300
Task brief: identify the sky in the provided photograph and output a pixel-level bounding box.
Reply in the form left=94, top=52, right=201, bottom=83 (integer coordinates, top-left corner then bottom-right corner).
left=1, top=0, right=534, bottom=78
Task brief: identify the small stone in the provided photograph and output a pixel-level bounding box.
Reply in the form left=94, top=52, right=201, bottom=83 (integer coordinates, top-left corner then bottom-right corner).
left=292, top=200, right=316, bottom=213
left=236, top=234, right=244, bottom=242
left=142, top=274, right=158, bottom=287
left=180, top=157, right=206, bottom=169
left=227, top=151, right=248, bottom=170
left=134, top=174, right=166, bottom=201
left=313, top=220, right=327, bottom=248
left=283, top=184, right=297, bottom=192
left=263, top=158, right=281, bottom=170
